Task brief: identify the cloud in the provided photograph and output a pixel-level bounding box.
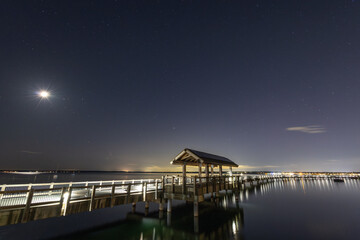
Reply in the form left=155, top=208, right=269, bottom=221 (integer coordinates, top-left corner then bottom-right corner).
left=20, top=150, right=42, bottom=155
left=325, top=159, right=339, bottom=163
left=286, top=125, right=326, bottom=134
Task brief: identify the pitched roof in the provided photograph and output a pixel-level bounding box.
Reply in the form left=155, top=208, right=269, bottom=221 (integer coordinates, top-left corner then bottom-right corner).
left=171, top=148, right=238, bottom=167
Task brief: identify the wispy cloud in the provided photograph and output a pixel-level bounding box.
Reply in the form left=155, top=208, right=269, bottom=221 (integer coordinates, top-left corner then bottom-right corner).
left=326, top=159, right=338, bottom=163
left=286, top=125, right=326, bottom=134
left=20, top=150, right=42, bottom=155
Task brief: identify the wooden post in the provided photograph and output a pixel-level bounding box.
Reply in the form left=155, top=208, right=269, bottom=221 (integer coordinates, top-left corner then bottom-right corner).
left=110, top=183, right=116, bottom=207
left=229, top=166, right=233, bottom=176
left=211, top=165, right=214, bottom=176
left=198, top=163, right=202, bottom=178
left=63, top=187, right=72, bottom=216
left=126, top=184, right=131, bottom=204
left=167, top=199, right=172, bottom=213
left=162, top=176, right=165, bottom=192
left=219, top=166, right=223, bottom=176
left=224, top=176, right=226, bottom=190
left=49, top=182, right=54, bottom=195
left=0, top=185, right=6, bottom=200
left=194, top=197, right=199, bottom=217
left=182, top=163, right=187, bottom=194
left=167, top=212, right=171, bottom=226
left=205, top=164, right=209, bottom=193
left=159, top=198, right=164, bottom=211
left=143, top=182, right=147, bottom=201
left=59, top=187, right=66, bottom=215
left=132, top=202, right=136, bottom=213
left=194, top=216, right=199, bottom=233
left=155, top=179, right=158, bottom=199
left=89, top=185, right=96, bottom=211
left=171, top=176, right=175, bottom=193
left=193, top=176, right=197, bottom=196
left=21, top=188, right=34, bottom=223
left=218, top=176, right=221, bottom=191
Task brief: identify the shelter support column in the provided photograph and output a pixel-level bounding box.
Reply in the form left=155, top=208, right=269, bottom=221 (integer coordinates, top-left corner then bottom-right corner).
left=211, top=165, right=214, bottom=176
left=198, top=163, right=202, bottom=178
left=205, top=164, right=209, bottom=192
left=182, top=163, right=186, bottom=193
left=219, top=166, right=222, bottom=176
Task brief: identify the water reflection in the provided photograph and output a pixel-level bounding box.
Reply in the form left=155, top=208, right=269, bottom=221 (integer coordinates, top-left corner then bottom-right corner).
left=66, top=178, right=360, bottom=240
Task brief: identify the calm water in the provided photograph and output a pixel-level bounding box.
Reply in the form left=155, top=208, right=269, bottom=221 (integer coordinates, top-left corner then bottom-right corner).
left=67, top=178, right=360, bottom=240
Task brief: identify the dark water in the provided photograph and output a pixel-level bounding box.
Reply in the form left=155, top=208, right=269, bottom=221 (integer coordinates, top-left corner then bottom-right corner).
left=67, top=178, right=360, bottom=240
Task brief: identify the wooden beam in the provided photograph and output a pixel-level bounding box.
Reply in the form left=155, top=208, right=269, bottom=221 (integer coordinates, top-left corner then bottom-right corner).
left=198, top=163, right=202, bottom=177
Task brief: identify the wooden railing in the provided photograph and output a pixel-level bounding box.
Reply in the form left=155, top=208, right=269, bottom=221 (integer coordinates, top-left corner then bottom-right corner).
left=0, top=178, right=162, bottom=224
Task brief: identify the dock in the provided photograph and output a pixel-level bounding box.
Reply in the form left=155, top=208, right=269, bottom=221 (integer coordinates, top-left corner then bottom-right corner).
left=0, top=148, right=358, bottom=227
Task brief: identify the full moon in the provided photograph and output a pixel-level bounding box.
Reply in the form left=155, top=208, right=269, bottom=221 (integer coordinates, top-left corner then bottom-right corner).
left=39, top=91, right=50, bottom=99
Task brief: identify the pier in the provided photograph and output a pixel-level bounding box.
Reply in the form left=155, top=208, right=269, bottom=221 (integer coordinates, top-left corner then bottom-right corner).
left=0, top=149, right=358, bottom=227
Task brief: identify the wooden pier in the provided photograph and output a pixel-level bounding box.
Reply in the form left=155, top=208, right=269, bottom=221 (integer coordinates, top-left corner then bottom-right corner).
left=0, top=149, right=358, bottom=227
left=0, top=174, right=274, bottom=226
left=0, top=174, right=357, bottom=226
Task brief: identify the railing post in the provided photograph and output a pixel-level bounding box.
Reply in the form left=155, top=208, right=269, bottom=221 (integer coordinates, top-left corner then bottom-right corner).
left=0, top=185, right=6, bottom=199
left=59, top=187, right=66, bottom=215
left=110, top=182, right=116, bottom=207
left=126, top=184, right=131, bottom=204
left=49, top=182, right=54, bottom=195
left=89, top=185, right=96, bottom=211
left=64, top=187, right=72, bottom=216
left=21, top=188, right=34, bottom=223
left=143, top=182, right=147, bottom=201
left=155, top=179, right=158, bottom=199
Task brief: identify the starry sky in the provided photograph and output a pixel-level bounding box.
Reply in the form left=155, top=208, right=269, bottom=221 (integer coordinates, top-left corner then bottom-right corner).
left=1, top=0, right=360, bottom=171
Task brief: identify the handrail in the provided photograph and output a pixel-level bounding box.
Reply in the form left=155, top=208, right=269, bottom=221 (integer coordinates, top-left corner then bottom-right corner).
left=0, top=178, right=161, bottom=191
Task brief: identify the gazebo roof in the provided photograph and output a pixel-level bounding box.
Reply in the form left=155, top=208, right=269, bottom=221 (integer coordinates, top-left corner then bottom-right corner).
left=170, top=148, right=238, bottom=167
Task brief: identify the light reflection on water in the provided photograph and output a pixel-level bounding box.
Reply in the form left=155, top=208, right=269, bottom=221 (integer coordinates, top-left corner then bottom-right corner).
left=67, top=178, right=360, bottom=240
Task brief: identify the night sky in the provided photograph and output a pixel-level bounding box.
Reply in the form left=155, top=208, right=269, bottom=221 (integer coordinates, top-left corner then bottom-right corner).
left=1, top=0, right=360, bottom=171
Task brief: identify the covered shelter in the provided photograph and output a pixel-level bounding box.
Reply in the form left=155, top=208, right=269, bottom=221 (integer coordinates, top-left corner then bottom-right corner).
left=171, top=148, right=238, bottom=184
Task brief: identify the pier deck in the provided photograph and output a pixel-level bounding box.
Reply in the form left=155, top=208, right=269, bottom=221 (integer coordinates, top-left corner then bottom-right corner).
left=0, top=174, right=357, bottom=226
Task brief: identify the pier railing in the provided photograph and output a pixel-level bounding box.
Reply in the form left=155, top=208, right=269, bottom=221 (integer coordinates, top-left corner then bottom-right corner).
left=0, top=174, right=357, bottom=226
left=0, top=178, right=163, bottom=225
